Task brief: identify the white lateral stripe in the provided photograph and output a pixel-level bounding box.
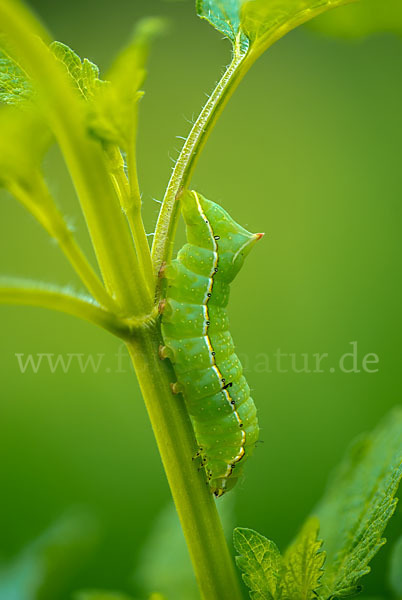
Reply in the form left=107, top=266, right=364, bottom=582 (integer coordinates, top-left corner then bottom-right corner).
left=232, top=237, right=252, bottom=264
left=191, top=190, right=246, bottom=487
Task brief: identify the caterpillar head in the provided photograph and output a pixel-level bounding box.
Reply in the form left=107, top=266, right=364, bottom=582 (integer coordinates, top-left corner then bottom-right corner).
left=182, top=190, right=263, bottom=282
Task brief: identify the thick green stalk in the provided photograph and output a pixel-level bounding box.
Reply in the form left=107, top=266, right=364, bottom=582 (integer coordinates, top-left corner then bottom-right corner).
left=127, top=140, right=155, bottom=295
left=106, top=143, right=154, bottom=296
left=126, top=325, right=243, bottom=600
left=151, top=44, right=248, bottom=281
left=0, top=0, right=151, bottom=315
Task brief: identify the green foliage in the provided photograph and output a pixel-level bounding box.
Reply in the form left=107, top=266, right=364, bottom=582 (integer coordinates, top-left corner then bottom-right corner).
left=316, top=409, right=402, bottom=598
left=0, top=44, right=31, bottom=104
left=0, top=20, right=163, bottom=155
left=240, top=0, right=354, bottom=58
left=196, top=0, right=356, bottom=59
left=50, top=41, right=103, bottom=101
left=1, top=1, right=402, bottom=599
left=308, top=0, right=402, bottom=38
left=235, top=411, right=402, bottom=600
left=0, top=511, right=99, bottom=600
left=389, top=535, right=402, bottom=598
left=234, top=528, right=283, bottom=599
left=281, top=518, right=325, bottom=600
left=234, top=520, right=325, bottom=600
left=196, top=0, right=249, bottom=52
left=88, top=17, right=165, bottom=150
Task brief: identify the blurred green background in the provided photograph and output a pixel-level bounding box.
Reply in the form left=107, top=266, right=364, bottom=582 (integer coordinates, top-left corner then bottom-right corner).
left=0, top=0, right=401, bottom=597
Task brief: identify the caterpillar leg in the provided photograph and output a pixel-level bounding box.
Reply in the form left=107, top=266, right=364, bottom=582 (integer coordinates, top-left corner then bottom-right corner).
left=158, top=261, right=167, bottom=278
left=158, top=344, right=169, bottom=360
left=192, top=447, right=204, bottom=461
left=170, top=382, right=183, bottom=394
left=158, top=299, right=167, bottom=314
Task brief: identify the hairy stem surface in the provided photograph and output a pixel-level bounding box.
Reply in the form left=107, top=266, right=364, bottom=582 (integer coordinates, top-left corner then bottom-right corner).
left=0, top=282, right=130, bottom=336
left=151, top=47, right=248, bottom=283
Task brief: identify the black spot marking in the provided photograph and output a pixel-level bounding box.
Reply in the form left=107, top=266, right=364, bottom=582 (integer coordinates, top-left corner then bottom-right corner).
left=206, top=320, right=210, bottom=325
left=214, top=235, right=220, bottom=240
left=207, top=293, right=211, bottom=297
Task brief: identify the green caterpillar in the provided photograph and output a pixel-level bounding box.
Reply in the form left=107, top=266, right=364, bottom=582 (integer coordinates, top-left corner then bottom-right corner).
left=160, top=190, right=262, bottom=497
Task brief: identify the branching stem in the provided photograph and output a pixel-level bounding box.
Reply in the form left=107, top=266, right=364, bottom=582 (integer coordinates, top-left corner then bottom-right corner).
left=107, top=143, right=154, bottom=296
left=9, top=177, right=117, bottom=312
left=0, top=281, right=133, bottom=337
left=151, top=42, right=248, bottom=283
left=0, top=0, right=152, bottom=316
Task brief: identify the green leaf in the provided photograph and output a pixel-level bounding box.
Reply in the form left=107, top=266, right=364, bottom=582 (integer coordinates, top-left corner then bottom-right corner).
left=240, top=0, right=354, bottom=59
left=281, top=517, right=325, bottom=600
left=88, top=17, right=165, bottom=149
left=196, top=0, right=249, bottom=53
left=0, top=43, right=32, bottom=104
left=196, top=1, right=357, bottom=60
left=315, top=409, right=402, bottom=598
left=234, top=527, right=283, bottom=600
left=50, top=41, right=103, bottom=100
left=389, top=535, right=402, bottom=598
left=307, top=0, right=402, bottom=38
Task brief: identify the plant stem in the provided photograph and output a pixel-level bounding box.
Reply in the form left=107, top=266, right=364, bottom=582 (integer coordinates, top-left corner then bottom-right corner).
left=0, top=0, right=151, bottom=316
left=127, top=141, right=155, bottom=294
left=0, top=281, right=131, bottom=336
left=106, top=144, right=154, bottom=296
left=151, top=44, right=248, bottom=281
left=126, top=325, right=243, bottom=600
left=9, top=178, right=117, bottom=312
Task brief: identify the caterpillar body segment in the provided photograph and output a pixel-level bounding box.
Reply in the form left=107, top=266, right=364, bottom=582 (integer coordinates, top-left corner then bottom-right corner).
left=160, top=190, right=262, bottom=496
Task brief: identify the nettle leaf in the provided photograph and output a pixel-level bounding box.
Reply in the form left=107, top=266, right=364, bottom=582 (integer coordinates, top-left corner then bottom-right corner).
left=196, top=0, right=249, bottom=53
left=0, top=44, right=32, bottom=104
left=308, top=0, right=402, bottom=38
left=281, top=517, right=325, bottom=600
left=88, top=17, right=165, bottom=149
left=240, top=0, right=354, bottom=59
left=50, top=41, right=103, bottom=100
left=234, top=528, right=283, bottom=600
left=196, top=0, right=356, bottom=59
left=315, top=409, right=402, bottom=598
